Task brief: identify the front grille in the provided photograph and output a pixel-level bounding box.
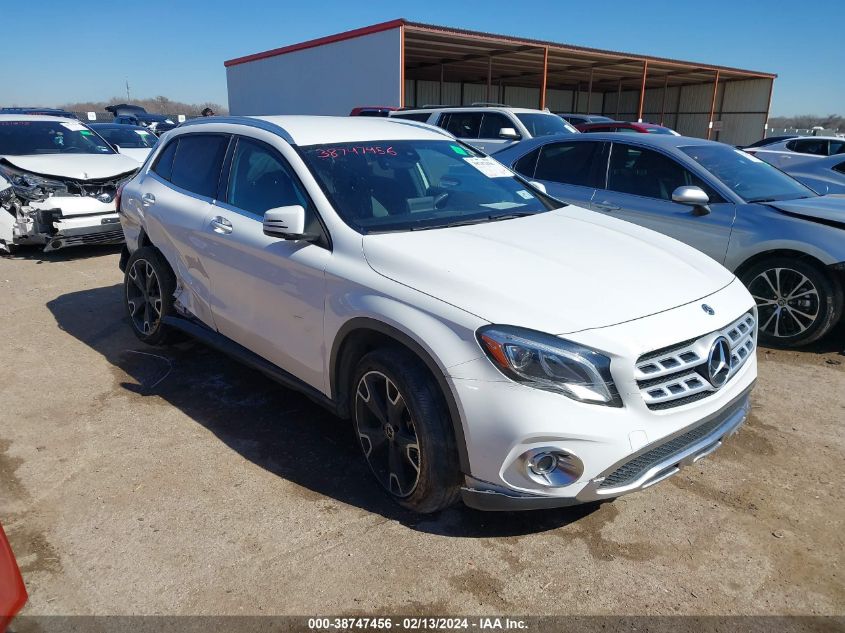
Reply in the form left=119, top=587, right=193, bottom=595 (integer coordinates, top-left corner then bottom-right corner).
left=598, top=414, right=726, bottom=489
left=635, top=312, right=755, bottom=410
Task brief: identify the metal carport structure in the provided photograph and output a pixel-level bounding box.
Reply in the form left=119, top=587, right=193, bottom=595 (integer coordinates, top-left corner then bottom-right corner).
left=225, top=19, right=776, bottom=145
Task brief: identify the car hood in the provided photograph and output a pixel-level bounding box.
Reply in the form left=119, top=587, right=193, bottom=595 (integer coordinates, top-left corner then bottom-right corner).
left=116, top=147, right=153, bottom=164
left=362, top=206, right=735, bottom=334
left=0, top=154, right=138, bottom=180
left=767, top=195, right=845, bottom=225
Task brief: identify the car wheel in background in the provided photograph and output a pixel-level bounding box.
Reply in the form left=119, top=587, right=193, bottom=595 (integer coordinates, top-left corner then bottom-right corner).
left=352, top=347, right=461, bottom=513
left=123, top=246, right=178, bottom=346
left=741, top=257, right=843, bottom=347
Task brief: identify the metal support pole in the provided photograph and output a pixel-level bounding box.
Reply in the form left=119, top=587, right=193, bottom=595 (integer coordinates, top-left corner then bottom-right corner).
left=707, top=70, right=720, bottom=140
left=574, top=83, right=580, bottom=113
left=615, top=79, right=621, bottom=118
left=539, top=46, right=549, bottom=110
left=637, top=60, right=648, bottom=122
left=660, top=74, right=668, bottom=125
left=586, top=68, right=593, bottom=114
left=486, top=56, right=492, bottom=103
left=439, top=64, right=444, bottom=104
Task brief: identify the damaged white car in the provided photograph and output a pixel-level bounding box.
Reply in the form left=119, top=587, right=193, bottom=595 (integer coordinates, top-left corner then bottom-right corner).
left=0, top=115, right=139, bottom=253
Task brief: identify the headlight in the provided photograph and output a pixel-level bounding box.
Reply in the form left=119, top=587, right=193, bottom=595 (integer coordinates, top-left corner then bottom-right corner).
left=0, top=164, right=68, bottom=199
left=477, top=325, right=622, bottom=407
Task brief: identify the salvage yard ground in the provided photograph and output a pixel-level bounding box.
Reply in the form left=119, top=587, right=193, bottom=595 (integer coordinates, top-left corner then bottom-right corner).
left=1, top=246, right=843, bottom=615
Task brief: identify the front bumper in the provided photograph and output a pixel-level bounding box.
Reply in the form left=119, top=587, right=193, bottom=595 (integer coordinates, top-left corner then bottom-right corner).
left=45, top=214, right=124, bottom=251
left=461, top=382, right=752, bottom=511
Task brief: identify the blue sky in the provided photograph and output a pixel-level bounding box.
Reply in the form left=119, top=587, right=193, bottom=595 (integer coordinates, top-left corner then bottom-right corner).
left=1, top=0, right=842, bottom=116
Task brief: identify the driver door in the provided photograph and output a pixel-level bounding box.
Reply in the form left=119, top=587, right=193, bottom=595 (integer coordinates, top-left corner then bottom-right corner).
left=591, top=142, right=736, bottom=263
left=201, top=135, right=331, bottom=390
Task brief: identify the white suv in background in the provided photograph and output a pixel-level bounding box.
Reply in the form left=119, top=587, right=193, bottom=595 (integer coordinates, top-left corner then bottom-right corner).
left=389, top=105, right=577, bottom=153
left=118, top=115, right=757, bottom=513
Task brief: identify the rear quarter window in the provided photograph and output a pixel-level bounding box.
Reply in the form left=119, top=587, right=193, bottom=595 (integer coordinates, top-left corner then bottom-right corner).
left=169, top=134, right=229, bottom=198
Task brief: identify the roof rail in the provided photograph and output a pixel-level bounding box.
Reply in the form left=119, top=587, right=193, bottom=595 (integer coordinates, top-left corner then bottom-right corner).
left=470, top=102, right=509, bottom=107
left=178, top=115, right=295, bottom=144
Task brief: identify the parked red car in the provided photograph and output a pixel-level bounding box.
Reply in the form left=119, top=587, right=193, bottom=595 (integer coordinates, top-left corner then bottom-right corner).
left=0, top=524, right=26, bottom=632
left=576, top=121, right=679, bottom=135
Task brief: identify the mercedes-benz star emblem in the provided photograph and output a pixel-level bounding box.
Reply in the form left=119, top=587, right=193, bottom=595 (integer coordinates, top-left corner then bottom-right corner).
left=702, top=304, right=715, bottom=315
left=705, top=337, right=732, bottom=388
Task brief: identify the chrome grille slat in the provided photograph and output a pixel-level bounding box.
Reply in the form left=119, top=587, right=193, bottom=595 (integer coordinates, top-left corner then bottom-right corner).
left=635, top=312, right=756, bottom=410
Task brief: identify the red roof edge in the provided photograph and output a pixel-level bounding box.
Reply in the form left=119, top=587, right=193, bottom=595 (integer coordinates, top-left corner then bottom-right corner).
left=224, top=18, right=407, bottom=67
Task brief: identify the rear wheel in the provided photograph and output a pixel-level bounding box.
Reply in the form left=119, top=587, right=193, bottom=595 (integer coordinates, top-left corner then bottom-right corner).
left=352, top=347, right=461, bottom=513
left=124, top=246, right=178, bottom=346
left=741, top=257, right=843, bottom=347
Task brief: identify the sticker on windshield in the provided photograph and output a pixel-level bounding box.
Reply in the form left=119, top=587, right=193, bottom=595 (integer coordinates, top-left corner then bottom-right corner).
left=464, top=156, right=513, bottom=178
left=516, top=190, right=533, bottom=200
left=60, top=122, right=86, bottom=132
left=80, top=130, right=93, bottom=136
left=135, top=130, right=151, bottom=136
left=450, top=144, right=469, bottom=156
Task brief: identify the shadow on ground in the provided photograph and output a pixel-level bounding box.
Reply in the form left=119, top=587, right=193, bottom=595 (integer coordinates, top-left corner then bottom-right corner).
left=46, top=282, right=602, bottom=537
left=2, top=243, right=123, bottom=264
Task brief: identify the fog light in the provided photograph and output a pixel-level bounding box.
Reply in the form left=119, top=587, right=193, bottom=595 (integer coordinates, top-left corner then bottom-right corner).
left=529, top=452, right=558, bottom=475
left=522, top=448, right=584, bottom=487
left=50, top=239, right=62, bottom=249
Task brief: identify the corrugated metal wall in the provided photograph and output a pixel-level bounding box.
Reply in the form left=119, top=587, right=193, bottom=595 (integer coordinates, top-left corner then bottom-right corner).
left=404, top=74, right=771, bottom=145
left=227, top=27, right=402, bottom=115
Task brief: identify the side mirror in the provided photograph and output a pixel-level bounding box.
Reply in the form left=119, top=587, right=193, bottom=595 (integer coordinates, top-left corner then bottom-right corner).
left=498, top=127, right=521, bottom=140
left=672, top=186, right=711, bottom=216
left=263, top=205, right=314, bottom=240
left=111, top=143, right=121, bottom=152
left=529, top=181, right=547, bottom=194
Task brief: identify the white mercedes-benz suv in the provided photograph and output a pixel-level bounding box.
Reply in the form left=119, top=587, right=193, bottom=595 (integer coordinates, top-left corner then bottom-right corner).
left=117, top=115, right=757, bottom=513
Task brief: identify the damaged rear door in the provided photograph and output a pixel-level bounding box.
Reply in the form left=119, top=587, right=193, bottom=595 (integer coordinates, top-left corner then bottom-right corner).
left=135, top=133, right=231, bottom=329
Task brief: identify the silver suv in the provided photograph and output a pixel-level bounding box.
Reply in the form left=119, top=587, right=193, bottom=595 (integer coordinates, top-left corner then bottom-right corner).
left=389, top=105, right=577, bottom=153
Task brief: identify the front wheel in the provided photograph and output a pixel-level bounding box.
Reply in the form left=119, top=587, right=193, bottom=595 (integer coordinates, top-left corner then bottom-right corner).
left=352, top=348, right=461, bottom=513
left=741, top=257, right=843, bottom=347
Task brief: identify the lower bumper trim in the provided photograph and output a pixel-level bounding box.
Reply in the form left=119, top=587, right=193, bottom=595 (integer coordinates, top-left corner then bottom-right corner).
left=461, top=382, right=753, bottom=512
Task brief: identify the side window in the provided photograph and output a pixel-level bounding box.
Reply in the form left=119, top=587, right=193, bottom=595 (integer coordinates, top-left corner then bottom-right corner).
left=534, top=141, right=603, bottom=187
left=607, top=144, right=723, bottom=202
left=391, top=113, right=432, bottom=123
left=833, top=160, right=845, bottom=175
left=169, top=134, right=229, bottom=198
left=226, top=137, right=318, bottom=233
left=440, top=112, right=482, bottom=139
left=151, top=139, right=178, bottom=181
left=479, top=113, right=515, bottom=138
left=614, top=127, right=641, bottom=134
left=828, top=140, right=845, bottom=155
left=791, top=139, right=828, bottom=155
left=512, top=148, right=541, bottom=178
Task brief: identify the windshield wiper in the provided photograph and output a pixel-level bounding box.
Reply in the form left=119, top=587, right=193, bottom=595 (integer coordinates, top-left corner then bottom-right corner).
left=410, top=211, right=537, bottom=231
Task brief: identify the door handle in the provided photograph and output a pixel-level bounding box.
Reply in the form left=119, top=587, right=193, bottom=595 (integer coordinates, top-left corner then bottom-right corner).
left=210, top=216, right=233, bottom=234
left=141, top=193, right=156, bottom=207
left=594, top=201, right=620, bottom=212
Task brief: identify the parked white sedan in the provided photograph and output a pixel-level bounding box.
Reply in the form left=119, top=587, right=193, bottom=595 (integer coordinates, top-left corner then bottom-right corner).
left=0, top=115, right=139, bottom=253
left=745, top=135, right=845, bottom=170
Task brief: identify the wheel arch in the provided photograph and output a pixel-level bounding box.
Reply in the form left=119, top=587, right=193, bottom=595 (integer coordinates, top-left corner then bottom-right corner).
left=735, top=248, right=841, bottom=283
left=330, top=317, right=471, bottom=473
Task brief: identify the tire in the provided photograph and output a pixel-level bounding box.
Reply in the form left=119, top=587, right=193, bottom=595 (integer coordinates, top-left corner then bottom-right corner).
left=351, top=347, right=462, bottom=513
left=740, top=256, right=843, bottom=347
left=123, top=246, right=178, bottom=346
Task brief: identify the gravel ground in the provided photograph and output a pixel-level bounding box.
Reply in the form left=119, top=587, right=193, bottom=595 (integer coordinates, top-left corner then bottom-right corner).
left=1, top=246, right=843, bottom=617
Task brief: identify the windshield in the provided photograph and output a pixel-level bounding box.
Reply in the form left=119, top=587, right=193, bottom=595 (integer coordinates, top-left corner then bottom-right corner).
left=95, top=127, right=158, bottom=149
left=679, top=144, right=816, bottom=202
left=0, top=120, right=114, bottom=156
left=301, top=140, right=555, bottom=233
left=516, top=113, right=577, bottom=137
